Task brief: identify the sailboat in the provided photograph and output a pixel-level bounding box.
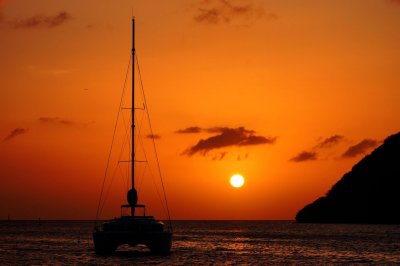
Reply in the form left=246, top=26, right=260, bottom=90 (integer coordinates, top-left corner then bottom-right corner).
left=93, top=18, right=172, bottom=255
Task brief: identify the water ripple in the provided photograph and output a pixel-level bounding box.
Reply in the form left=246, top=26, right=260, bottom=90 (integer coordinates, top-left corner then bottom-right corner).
left=0, top=221, right=399, bottom=264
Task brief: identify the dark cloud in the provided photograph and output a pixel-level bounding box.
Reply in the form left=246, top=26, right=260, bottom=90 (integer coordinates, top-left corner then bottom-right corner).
left=342, top=139, right=378, bottom=158
left=291, top=134, right=344, bottom=162
left=206, top=127, right=225, bottom=133
left=237, top=153, right=249, bottom=160
left=193, top=0, right=276, bottom=25
left=290, top=151, right=317, bottom=162
left=3, top=128, right=27, bottom=142
left=212, top=152, right=227, bottom=161
left=147, top=134, right=161, bottom=139
left=206, top=126, right=255, bottom=134
left=39, top=117, right=76, bottom=126
left=9, top=11, right=71, bottom=29
left=177, top=126, right=256, bottom=135
left=315, top=135, right=344, bottom=149
left=389, top=0, right=400, bottom=4
left=175, top=126, right=202, bottom=134
left=220, top=152, right=227, bottom=160
left=184, top=126, right=276, bottom=156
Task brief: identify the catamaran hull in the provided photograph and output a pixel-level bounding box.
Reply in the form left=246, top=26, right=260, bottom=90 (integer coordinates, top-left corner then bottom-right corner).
left=93, top=231, right=172, bottom=255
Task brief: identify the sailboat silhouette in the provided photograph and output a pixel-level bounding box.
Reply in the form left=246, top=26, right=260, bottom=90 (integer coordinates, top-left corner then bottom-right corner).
left=93, top=18, right=172, bottom=255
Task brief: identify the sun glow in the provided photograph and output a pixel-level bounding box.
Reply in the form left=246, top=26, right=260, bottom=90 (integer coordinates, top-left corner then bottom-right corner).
left=230, top=174, right=245, bottom=188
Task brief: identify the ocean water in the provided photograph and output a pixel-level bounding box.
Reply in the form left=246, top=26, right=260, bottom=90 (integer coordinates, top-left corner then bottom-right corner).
left=0, top=220, right=399, bottom=265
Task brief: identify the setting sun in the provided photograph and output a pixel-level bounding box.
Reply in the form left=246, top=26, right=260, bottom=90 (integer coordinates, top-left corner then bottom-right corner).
left=230, top=174, right=245, bottom=188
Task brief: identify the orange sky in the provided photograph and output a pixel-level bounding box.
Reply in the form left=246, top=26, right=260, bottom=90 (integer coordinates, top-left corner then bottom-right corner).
left=1, top=0, right=400, bottom=220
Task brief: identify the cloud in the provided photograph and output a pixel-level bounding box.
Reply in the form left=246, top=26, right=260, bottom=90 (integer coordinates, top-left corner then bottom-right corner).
left=184, top=126, right=276, bottom=156
left=176, top=126, right=255, bottom=135
left=147, top=134, right=161, bottom=139
left=290, top=151, right=317, bottom=162
left=341, top=139, right=378, bottom=158
left=212, top=152, right=227, bottom=161
left=389, top=0, right=400, bottom=4
left=206, top=126, right=254, bottom=134
left=8, top=11, right=71, bottom=29
left=315, top=135, right=344, bottom=149
left=290, top=134, right=345, bottom=162
left=175, top=126, right=202, bottom=134
left=193, top=0, right=276, bottom=25
left=39, top=117, right=76, bottom=126
left=3, top=128, right=27, bottom=142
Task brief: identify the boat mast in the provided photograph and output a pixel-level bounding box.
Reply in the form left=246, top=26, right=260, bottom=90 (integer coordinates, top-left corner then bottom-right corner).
left=132, top=18, right=135, bottom=193
left=131, top=17, right=136, bottom=216
left=126, top=17, right=137, bottom=217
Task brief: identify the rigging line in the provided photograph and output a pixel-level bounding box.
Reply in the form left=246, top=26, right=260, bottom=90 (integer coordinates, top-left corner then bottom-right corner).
left=133, top=70, right=167, bottom=216
left=133, top=102, right=145, bottom=190
left=129, top=122, right=132, bottom=189
left=136, top=119, right=169, bottom=216
left=137, top=164, right=147, bottom=192
left=98, top=62, right=132, bottom=217
left=95, top=54, right=132, bottom=222
left=99, top=120, right=132, bottom=216
left=135, top=119, right=146, bottom=196
left=134, top=103, right=146, bottom=160
left=116, top=132, right=130, bottom=192
left=135, top=56, right=171, bottom=227
left=118, top=164, right=129, bottom=192
left=121, top=104, right=130, bottom=144
left=99, top=55, right=131, bottom=217
left=121, top=109, right=131, bottom=190
left=129, top=112, right=132, bottom=188
left=135, top=53, right=173, bottom=231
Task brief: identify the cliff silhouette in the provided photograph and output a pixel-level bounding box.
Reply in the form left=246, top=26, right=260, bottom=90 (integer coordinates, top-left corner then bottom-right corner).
left=296, top=132, right=400, bottom=224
